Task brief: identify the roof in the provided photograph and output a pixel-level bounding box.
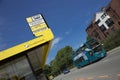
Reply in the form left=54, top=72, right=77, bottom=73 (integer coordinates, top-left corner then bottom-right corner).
left=0, top=28, right=54, bottom=68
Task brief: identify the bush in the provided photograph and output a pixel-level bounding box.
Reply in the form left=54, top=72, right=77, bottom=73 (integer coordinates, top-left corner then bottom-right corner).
left=103, top=29, right=120, bottom=51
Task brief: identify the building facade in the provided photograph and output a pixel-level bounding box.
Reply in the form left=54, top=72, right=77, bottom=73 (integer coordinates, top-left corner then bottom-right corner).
left=86, top=0, right=120, bottom=41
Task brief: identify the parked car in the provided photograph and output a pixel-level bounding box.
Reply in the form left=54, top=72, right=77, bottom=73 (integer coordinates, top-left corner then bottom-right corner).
left=63, top=69, right=70, bottom=74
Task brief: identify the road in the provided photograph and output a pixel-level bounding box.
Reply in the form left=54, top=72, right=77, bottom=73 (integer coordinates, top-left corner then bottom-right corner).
left=54, top=47, right=120, bottom=80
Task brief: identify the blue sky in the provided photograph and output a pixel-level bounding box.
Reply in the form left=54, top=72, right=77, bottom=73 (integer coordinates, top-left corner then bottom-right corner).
left=0, top=0, right=111, bottom=64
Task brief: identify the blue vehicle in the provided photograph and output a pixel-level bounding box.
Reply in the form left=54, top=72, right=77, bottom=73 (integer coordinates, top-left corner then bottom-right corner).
left=72, top=38, right=106, bottom=68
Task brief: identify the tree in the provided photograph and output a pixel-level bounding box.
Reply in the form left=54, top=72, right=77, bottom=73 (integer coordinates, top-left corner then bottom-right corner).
left=86, top=35, right=92, bottom=41
left=103, top=29, right=120, bottom=51
left=44, top=64, right=51, bottom=76
left=49, top=46, right=74, bottom=76
left=50, top=59, right=60, bottom=76
left=55, top=46, right=73, bottom=71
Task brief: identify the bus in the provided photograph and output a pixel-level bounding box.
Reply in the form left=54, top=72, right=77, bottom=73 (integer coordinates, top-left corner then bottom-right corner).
left=0, top=14, right=54, bottom=80
left=72, top=38, right=106, bottom=68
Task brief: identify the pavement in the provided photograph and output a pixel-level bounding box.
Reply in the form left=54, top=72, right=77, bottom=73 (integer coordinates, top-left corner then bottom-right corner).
left=54, top=46, right=120, bottom=80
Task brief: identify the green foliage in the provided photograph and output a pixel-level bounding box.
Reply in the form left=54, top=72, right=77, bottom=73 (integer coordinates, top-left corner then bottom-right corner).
left=103, top=29, right=120, bottom=51
left=44, top=64, right=51, bottom=76
left=50, top=59, right=60, bottom=76
left=86, top=35, right=92, bottom=41
left=57, top=46, right=73, bottom=68
left=0, top=78, right=7, bottom=80
left=49, top=46, right=74, bottom=76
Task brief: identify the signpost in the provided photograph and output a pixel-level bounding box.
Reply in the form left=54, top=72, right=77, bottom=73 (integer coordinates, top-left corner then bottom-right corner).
left=26, top=14, right=48, bottom=37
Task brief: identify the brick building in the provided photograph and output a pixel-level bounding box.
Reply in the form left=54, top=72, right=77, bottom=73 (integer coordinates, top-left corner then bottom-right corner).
left=86, top=0, right=120, bottom=41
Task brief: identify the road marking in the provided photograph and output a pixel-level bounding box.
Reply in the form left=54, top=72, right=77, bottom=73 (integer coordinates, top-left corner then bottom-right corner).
left=108, top=51, right=115, bottom=55
left=98, top=75, right=109, bottom=78
left=103, top=59, right=109, bottom=63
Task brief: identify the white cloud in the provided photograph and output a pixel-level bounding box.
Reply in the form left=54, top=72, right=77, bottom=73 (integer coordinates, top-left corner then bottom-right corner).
left=65, top=29, right=72, bottom=35
left=65, top=31, right=70, bottom=35
left=51, top=37, right=62, bottom=49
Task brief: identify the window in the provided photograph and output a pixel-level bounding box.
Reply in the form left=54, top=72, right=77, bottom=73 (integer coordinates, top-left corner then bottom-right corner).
left=111, top=27, right=115, bottom=32
left=95, top=19, right=101, bottom=24
left=87, top=39, right=99, bottom=50
left=106, top=32, right=109, bottom=35
left=105, top=18, right=114, bottom=27
left=112, top=15, right=117, bottom=19
left=93, top=46, right=102, bottom=53
left=89, top=52, right=93, bottom=56
left=97, top=36, right=101, bottom=40
left=93, top=30, right=99, bottom=37
left=101, top=13, right=106, bottom=19
left=118, top=21, right=120, bottom=25
left=99, top=24, right=106, bottom=32
left=76, top=56, right=84, bottom=63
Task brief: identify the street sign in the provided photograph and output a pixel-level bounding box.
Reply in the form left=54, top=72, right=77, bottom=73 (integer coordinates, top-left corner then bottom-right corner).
left=26, top=14, right=48, bottom=37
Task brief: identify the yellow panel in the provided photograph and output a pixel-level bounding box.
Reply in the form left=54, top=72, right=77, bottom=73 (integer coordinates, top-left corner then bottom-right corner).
left=31, top=23, right=47, bottom=32
left=26, top=14, right=49, bottom=37
left=0, top=29, right=54, bottom=61
left=26, top=17, right=33, bottom=23
left=0, top=14, right=54, bottom=69
left=41, top=41, right=52, bottom=68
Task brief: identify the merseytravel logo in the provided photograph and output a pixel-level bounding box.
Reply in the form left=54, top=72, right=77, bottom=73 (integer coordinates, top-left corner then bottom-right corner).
left=26, top=14, right=48, bottom=37
left=24, top=44, right=29, bottom=48
left=24, top=38, right=45, bottom=48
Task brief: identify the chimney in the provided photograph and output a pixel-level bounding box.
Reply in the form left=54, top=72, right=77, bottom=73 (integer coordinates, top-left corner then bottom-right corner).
left=101, top=7, right=106, bottom=11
